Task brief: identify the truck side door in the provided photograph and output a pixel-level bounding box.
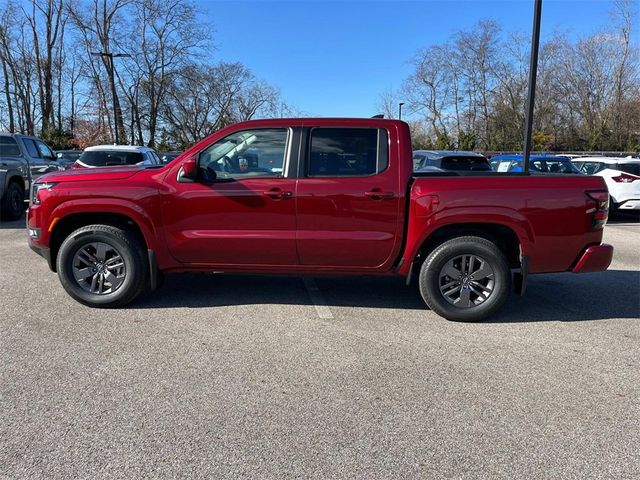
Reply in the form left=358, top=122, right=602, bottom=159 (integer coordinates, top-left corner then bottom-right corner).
left=295, top=126, right=403, bottom=270
left=162, top=127, right=298, bottom=266
left=20, top=137, right=59, bottom=183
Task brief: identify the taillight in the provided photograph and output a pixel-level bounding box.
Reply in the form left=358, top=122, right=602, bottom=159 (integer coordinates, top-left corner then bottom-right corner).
left=612, top=173, right=639, bottom=183
left=586, top=190, right=609, bottom=230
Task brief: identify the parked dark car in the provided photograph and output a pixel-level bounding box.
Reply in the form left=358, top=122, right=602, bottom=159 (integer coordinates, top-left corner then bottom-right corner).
left=55, top=150, right=83, bottom=170
left=0, top=133, right=60, bottom=220
left=492, top=154, right=582, bottom=174
left=413, top=150, right=492, bottom=172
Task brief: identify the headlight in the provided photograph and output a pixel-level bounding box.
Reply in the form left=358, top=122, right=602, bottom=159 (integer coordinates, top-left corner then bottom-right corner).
left=30, top=182, right=58, bottom=205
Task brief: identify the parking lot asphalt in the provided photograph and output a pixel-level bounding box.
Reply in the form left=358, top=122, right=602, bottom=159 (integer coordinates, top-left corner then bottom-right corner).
left=1, top=214, right=639, bottom=479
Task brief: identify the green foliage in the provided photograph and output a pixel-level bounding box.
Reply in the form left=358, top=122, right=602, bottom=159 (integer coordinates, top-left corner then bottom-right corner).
left=532, top=131, right=554, bottom=151
left=434, top=129, right=454, bottom=150
left=39, top=128, right=73, bottom=150
left=457, top=131, right=476, bottom=150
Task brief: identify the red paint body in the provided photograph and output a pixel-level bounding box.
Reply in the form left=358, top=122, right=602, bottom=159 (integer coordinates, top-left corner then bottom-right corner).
left=28, top=118, right=612, bottom=281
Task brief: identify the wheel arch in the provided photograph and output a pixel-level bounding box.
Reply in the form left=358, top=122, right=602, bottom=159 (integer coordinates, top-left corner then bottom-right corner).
left=49, top=210, right=151, bottom=272
left=411, top=222, right=525, bottom=272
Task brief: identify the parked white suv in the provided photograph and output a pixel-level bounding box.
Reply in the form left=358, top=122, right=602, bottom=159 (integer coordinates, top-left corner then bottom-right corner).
left=72, top=145, right=161, bottom=169
left=572, top=157, right=640, bottom=211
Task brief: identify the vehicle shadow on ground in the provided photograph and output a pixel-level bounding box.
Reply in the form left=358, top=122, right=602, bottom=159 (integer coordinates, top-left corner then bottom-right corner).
left=0, top=215, right=26, bottom=229
left=608, top=211, right=640, bottom=224
left=135, top=269, right=639, bottom=323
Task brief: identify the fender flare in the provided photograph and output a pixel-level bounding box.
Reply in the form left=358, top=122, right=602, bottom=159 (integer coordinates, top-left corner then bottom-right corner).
left=402, top=206, right=536, bottom=274
left=1, top=169, right=27, bottom=197
left=49, top=198, right=160, bottom=252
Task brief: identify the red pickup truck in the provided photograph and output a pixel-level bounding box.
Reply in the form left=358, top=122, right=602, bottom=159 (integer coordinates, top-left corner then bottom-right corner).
left=27, top=118, right=613, bottom=321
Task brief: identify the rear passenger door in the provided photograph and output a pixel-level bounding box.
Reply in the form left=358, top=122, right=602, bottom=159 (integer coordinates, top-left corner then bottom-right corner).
left=295, top=127, right=403, bottom=270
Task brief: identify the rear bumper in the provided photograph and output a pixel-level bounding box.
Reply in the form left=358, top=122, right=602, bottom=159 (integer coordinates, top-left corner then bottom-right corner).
left=572, top=244, right=613, bottom=273
left=617, top=199, right=640, bottom=210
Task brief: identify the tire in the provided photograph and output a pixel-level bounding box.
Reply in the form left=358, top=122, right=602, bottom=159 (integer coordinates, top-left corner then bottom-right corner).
left=56, top=224, right=148, bottom=308
left=418, top=236, right=512, bottom=322
left=1, top=182, right=25, bottom=221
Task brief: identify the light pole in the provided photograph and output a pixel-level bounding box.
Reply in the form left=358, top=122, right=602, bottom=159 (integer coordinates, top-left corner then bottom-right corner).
left=522, top=0, right=542, bottom=174
left=398, top=102, right=405, bottom=120
left=91, top=51, right=131, bottom=144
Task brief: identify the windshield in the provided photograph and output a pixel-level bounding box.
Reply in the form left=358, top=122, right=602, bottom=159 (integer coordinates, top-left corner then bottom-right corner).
left=440, top=156, right=491, bottom=171
left=79, top=150, right=145, bottom=167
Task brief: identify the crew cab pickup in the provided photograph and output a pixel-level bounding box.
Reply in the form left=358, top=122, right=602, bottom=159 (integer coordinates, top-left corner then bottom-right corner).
left=27, top=119, right=613, bottom=321
left=1, top=133, right=60, bottom=220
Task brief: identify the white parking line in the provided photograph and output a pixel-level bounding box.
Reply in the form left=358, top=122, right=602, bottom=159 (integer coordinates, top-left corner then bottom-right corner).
left=303, top=278, right=334, bottom=319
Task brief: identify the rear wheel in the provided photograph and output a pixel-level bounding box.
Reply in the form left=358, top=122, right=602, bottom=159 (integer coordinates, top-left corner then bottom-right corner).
left=1, top=182, right=25, bottom=221
left=419, top=236, right=512, bottom=322
left=56, top=224, right=148, bottom=307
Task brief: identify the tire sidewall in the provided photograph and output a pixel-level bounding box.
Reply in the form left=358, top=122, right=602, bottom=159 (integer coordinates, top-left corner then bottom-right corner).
left=2, top=183, right=24, bottom=220
left=420, top=238, right=511, bottom=322
left=57, top=229, right=142, bottom=307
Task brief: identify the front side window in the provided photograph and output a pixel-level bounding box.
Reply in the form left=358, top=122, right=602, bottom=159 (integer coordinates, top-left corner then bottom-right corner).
left=308, top=128, right=388, bottom=177
left=199, top=128, right=288, bottom=180
left=35, top=140, right=55, bottom=159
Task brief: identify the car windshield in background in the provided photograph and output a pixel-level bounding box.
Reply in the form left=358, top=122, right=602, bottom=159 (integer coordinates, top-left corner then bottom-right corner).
left=440, top=156, right=492, bottom=171
left=543, top=159, right=581, bottom=173
left=58, top=151, right=82, bottom=161
left=79, top=150, right=144, bottom=167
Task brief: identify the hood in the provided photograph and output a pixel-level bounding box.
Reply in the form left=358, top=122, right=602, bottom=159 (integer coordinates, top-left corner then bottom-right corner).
left=37, top=165, right=145, bottom=183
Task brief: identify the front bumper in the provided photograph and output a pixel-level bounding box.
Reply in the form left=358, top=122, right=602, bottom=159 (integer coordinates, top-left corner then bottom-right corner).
left=28, top=241, right=54, bottom=270
left=572, top=244, right=614, bottom=273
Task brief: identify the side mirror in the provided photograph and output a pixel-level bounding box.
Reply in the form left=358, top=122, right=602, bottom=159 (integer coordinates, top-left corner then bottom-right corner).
left=181, top=156, right=198, bottom=180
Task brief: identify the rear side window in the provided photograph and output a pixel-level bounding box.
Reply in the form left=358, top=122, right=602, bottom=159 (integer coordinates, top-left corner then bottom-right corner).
left=308, top=128, right=388, bottom=177
left=0, top=136, right=20, bottom=156
left=79, top=150, right=144, bottom=167
left=23, top=139, right=41, bottom=158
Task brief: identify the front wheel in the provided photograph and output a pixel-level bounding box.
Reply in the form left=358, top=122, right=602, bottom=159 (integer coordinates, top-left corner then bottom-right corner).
left=56, top=224, right=148, bottom=308
left=1, top=182, right=25, bottom=221
left=419, top=236, right=512, bottom=322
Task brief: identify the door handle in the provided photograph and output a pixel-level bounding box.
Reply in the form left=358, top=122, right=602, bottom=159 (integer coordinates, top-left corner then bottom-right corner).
left=365, top=190, right=394, bottom=200
left=262, top=188, right=293, bottom=200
